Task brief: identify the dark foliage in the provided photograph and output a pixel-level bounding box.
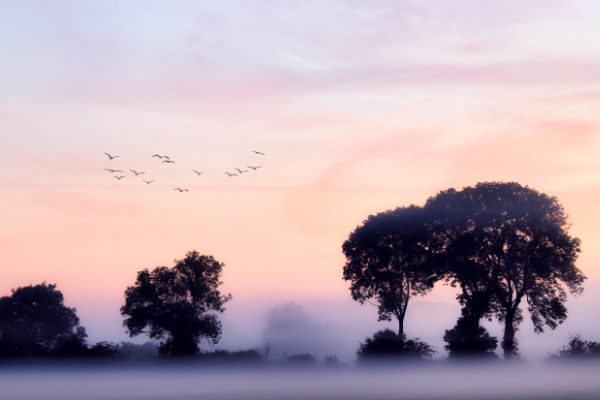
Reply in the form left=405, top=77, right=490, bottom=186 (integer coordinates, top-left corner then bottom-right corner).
left=357, top=329, right=436, bottom=362
left=426, top=182, right=586, bottom=359
left=443, top=314, right=498, bottom=359
left=323, top=354, right=341, bottom=366
left=426, top=189, right=498, bottom=352
left=121, top=250, right=232, bottom=356
left=283, top=352, right=317, bottom=365
left=0, top=283, right=83, bottom=358
left=87, top=341, right=122, bottom=358
left=201, top=349, right=263, bottom=362
left=343, top=206, right=439, bottom=337
left=549, top=334, right=600, bottom=359
left=119, top=341, right=159, bottom=359
left=50, top=326, right=89, bottom=358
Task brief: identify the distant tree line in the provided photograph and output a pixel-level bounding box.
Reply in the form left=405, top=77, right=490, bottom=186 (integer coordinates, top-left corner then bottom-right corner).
left=0, top=181, right=593, bottom=364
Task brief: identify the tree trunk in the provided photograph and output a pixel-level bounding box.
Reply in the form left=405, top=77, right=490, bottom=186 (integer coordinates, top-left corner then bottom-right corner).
left=398, top=317, right=404, bottom=340
left=503, top=310, right=516, bottom=360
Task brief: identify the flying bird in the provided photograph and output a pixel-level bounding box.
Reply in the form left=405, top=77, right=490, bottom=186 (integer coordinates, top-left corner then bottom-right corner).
left=247, top=166, right=263, bottom=170
left=114, top=176, right=125, bottom=180
left=130, top=170, right=145, bottom=175
left=192, top=170, right=204, bottom=175
left=152, top=154, right=163, bottom=158
left=162, top=160, right=175, bottom=164
left=143, top=180, right=154, bottom=184
left=235, top=168, right=248, bottom=174
left=174, top=188, right=189, bottom=192
left=104, top=169, right=123, bottom=173
left=252, top=151, right=265, bottom=155
left=104, top=153, right=119, bottom=160
left=224, top=172, right=238, bottom=177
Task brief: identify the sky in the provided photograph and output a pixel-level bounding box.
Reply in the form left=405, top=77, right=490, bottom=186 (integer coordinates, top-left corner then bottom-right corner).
left=2, top=0, right=600, bottom=362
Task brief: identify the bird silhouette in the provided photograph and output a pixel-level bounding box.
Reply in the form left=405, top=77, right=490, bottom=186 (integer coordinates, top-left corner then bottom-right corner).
left=224, top=172, right=238, bottom=177
left=105, top=153, right=119, bottom=160
left=252, top=151, right=265, bottom=155
left=193, top=170, right=205, bottom=175
left=114, top=176, right=125, bottom=180
left=235, top=168, right=248, bottom=174
left=143, top=180, right=154, bottom=184
left=174, top=188, right=189, bottom=192
left=130, top=170, right=145, bottom=175
left=247, top=166, right=263, bottom=170
left=162, top=160, right=175, bottom=164
left=104, top=168, right=123, bottom=173
left=152, top=154, right=163, bottom=158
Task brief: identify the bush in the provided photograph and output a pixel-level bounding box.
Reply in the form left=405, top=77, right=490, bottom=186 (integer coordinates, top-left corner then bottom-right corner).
left=549, top=334, right=600, bottom=360
left=357, top=329, right=436, bottom=363
left=323, top=354, right=340, bottom=366
left=283, top=353, right=317, bottom=365
left=202, top=349, right=263, bottom=361
left=119, top=341, right=159, bottom=360
left=443, top=317, right=498, bottom=359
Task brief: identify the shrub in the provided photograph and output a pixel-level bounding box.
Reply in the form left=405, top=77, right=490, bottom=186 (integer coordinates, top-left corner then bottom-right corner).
left=357, top=329, right=436, bottom=363
left=549, top=334, right=600, bottom=359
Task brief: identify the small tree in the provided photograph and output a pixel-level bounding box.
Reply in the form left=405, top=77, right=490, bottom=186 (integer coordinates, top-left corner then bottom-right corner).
left=121, top=251, right=232, bottom=356
left=0, top=283, right=84, bottom=358
left=342, top=206, right=437, bottom=338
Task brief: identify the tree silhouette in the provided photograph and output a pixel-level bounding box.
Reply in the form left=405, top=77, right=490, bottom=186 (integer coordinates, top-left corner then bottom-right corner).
left=426, top=188, right=498, bottom=357
left=357, top=329, right=436, bottom=362
left=549, top=334, right=600, bottom=359
left=428, top=182, right=586, bottom=359
left=342, top=205, right=438, bottom=338
left=121, top=250, right=232, bottom=356
left=0, top=283, right=84, bottom=358
left=442, top=313, right=498, bottom=359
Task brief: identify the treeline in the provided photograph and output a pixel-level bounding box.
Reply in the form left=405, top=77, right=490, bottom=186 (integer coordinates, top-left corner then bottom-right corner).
left=0, top=181, right=595, bottom=364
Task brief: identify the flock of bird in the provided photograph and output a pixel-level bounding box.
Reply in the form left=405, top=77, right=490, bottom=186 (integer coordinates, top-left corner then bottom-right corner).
left=103, top=151, right=265, bottom=193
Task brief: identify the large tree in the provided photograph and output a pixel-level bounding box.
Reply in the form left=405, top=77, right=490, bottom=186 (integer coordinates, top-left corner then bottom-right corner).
left=0, top=283, right=83, bottom=357
left=342, top=205, right=438, bottom=338
left=428, top=182, right=586, bottom=358
left=121, top=250, right=232, bottom=356
left=426, top=188, right=499, bottom=357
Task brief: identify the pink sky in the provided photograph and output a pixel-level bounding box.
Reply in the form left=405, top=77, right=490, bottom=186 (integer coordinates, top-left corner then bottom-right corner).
left=1, top=0, right=600, bottom=361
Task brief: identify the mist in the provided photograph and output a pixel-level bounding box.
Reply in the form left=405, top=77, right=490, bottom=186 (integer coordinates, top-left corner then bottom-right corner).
left=1, top=362, right=599, bottom=400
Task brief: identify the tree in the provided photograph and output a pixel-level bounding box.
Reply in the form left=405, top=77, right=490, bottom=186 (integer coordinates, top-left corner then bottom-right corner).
left=426, top=188, right=498, bottom=357
left=0, top=283, right=84, bottom=358
left=427, top=182, right=586, bottom=359
left=342, top=205, right=438, bottom=338
left=120, top=250, right=232, bottom=356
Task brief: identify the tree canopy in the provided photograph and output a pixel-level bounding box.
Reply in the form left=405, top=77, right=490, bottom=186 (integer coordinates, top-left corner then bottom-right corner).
left=342, top=205, right=438, bottom=337
left=0, top=283, right=83, bottom=357
left=121, top=250, right=232, bottom=356
left=427, top=182, right=586, bottom=358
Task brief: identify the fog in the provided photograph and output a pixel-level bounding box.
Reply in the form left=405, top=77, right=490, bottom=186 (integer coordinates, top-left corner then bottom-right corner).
left=1, top=362, right=599, bottom=400
left=79, top=289, right=596, bottom=363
